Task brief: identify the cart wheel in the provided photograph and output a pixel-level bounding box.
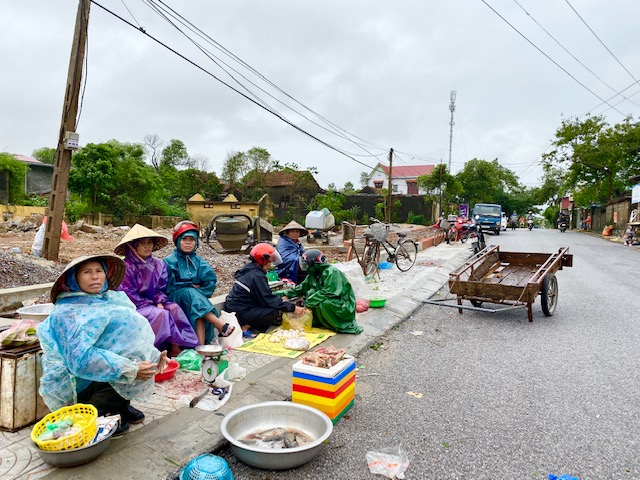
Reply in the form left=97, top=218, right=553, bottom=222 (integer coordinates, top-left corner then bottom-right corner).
left=540, top=273, right=558, bottom=316
left=307, top=234, right=315, bottom=243
left=470, top=299, right=483, bottom=307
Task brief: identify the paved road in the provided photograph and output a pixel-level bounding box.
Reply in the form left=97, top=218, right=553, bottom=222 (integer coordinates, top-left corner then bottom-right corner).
left=217, top=229, right=640, bottom=479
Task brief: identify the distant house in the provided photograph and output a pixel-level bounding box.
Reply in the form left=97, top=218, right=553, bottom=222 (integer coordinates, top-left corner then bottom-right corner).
left=243, top=170, right=321, bottom=208
left=367, top=163, right=434, bottom=195
left=13, top=154, right=54, bottom=195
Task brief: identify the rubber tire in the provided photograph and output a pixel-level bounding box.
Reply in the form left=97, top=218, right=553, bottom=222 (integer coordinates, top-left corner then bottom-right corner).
left=307, top=234, right=315, bottom=243
left=470, top=299, right=483, bottom=307
left=460, top=233, right=468, bottom=243
left=395, top=240, right=417, bottom=271
left=540, top=273, right=558, bottom=316
left=363, top=243, right=380, bottom=276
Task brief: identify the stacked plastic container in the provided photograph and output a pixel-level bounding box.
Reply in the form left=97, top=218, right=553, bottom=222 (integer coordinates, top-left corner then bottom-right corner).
left=291, top=356, right=355, bottom=424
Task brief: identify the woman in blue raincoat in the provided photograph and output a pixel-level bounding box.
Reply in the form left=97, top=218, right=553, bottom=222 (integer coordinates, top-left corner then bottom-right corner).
left=164, top=221, right=235, bottom=345
left=37, top=254, right=169, bottom=434
left=276, top=220, right=308, bottom=284
left=283, top=249, right=363, bottom=334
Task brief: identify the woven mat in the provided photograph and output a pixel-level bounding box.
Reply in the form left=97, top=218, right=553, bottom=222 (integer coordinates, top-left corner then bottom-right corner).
left=234, top=328, right=336, bottom=358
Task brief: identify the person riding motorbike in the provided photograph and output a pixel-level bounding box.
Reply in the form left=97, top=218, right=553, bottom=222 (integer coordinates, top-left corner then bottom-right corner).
left=558, top=213, right=568, bottom=233
left=526, top=211, right=534, bottom=231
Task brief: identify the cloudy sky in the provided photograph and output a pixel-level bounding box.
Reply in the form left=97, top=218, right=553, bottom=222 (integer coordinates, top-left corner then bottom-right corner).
left=2, top=1, right=639, bottom=190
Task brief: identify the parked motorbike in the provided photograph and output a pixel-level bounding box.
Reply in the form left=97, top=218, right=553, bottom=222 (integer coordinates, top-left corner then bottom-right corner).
left=469, top=216, right=487, bottom=255
left=447, top=216, right=474, bottom=244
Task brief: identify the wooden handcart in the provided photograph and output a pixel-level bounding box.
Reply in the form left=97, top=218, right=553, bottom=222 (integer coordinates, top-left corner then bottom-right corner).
left=424, top=246, right=573, bottom=322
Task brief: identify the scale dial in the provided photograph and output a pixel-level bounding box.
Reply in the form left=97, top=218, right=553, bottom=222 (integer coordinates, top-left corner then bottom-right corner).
left=202, top=358, right=219, bottom=382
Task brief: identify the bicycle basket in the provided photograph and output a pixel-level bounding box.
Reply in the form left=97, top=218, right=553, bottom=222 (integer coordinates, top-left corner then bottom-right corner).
left=368, top=223, right=389, bottom=242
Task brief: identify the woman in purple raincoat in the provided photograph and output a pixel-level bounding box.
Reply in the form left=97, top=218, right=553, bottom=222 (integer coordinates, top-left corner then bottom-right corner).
left=115, top=224, right=198, bottom=357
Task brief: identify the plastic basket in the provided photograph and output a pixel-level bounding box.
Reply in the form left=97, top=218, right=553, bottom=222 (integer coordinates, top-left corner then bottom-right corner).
left=369, top=223, right=389, bottom=242
left=179, top=454, right=234, bottom=480
left=31, top=404, right=98, bottom=452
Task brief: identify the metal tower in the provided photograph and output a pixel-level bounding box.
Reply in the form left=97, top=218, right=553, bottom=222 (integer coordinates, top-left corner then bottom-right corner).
left=448, top=90, right=456, bottom=173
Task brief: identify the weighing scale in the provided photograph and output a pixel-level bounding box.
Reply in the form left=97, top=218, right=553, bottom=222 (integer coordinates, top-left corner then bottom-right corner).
left=195, top=344, right=228, bottom=382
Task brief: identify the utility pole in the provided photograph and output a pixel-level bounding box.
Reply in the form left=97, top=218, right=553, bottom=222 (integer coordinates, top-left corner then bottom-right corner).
left=448, top=90, right=456, bottom=173
left=386, top=148, right=393, bottom=223
left=439, top=158, right=443, bottom=218
left=43, top=0, right=90, bottom=261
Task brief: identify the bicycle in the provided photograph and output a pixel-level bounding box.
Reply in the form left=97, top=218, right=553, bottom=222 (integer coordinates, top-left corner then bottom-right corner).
left=344, top=222, right=379, bottom=276
left=362, top=218, right=418, bottom=276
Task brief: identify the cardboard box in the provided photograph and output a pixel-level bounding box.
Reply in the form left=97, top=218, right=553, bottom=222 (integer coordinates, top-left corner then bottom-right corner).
left=0, top=344, right=49, bottom=431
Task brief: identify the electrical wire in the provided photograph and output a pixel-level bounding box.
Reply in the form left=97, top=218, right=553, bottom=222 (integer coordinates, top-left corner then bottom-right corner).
left=142, top=0, right=388, bottom=158
left=481, top=0, right=627, bottom=117
left=513, top=0, right=640, bottom=108
left=90, top=0, right=376, bottom=170
left=564, top=0, right=639, bottom=83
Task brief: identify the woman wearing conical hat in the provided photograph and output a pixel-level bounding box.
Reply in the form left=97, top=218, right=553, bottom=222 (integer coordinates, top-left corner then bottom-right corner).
left=276, top=220, right=308, bottom=284
left=115, top=224, right=199, bottom=357
left=37, top=254, right=169, bottom=434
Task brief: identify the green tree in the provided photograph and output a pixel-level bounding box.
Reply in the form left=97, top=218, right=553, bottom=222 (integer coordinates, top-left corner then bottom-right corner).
left=221, top=150, right=248, bottom=189
left=543, top=115, right=640, bottom=204
left=342, top=181, right=356, bottom=194
left=417, top=164, right=462, bottom=215
left=454, top=158, right=519, bottom=207
left=32, top=147, right=56, bottom=165
left=0, top=153, right=26, bottom=203
left=160, top=139, right=189, bottom=169
left=359, top=171, right=369, bottom=188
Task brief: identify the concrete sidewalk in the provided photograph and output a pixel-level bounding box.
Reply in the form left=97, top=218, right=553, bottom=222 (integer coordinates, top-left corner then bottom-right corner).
left=3, top=242, right=470, bottom=480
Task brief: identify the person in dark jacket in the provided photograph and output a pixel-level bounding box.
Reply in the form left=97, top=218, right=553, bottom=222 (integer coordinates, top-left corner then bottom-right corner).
left=225, top=243, right=306, bottom=337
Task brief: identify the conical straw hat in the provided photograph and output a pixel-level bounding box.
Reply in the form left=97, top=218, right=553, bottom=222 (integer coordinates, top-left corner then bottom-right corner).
left=50, top=254, right=125, bottom=303
left=278, top=220, right=308, bottom=237
left=113, top=224, right=169, bottom=256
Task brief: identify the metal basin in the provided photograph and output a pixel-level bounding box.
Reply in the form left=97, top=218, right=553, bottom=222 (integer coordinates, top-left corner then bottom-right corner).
left=35, top=422, right=117, bottom=467
left=221, top=401, right=333, bottom=470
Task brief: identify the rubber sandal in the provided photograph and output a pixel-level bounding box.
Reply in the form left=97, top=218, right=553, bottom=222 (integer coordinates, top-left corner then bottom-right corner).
left=242, top=329, right=258, bottom=339
left=219, top=323, right=235, bottom=337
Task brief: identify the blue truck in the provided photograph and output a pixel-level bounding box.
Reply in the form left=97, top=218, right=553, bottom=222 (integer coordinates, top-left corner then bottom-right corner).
left=472, top=203, right=503, bottom=235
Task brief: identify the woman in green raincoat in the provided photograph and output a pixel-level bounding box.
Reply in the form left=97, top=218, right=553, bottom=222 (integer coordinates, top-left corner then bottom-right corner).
left=283, top=249, right=362, bottom=334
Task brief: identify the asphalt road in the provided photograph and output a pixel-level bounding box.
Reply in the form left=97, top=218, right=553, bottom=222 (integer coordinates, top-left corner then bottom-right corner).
left=217, top=229, right=640, bottom=479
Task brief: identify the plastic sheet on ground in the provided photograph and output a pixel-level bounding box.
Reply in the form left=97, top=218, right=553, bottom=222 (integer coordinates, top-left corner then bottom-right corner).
left=234, top=327, right=336, bottom=358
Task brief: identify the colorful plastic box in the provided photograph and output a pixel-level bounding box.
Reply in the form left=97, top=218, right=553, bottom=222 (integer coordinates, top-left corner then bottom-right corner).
left=291, top=356, right=355, bottom=423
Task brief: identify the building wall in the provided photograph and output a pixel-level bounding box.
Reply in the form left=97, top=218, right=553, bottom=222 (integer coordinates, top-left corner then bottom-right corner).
left=367, top=169, right=427, bottom=195
left=26, top=165, right=53, bottom=194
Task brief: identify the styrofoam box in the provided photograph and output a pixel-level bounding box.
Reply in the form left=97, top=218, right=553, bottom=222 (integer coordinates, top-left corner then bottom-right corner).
left=292, top=355, right=355, bottom=379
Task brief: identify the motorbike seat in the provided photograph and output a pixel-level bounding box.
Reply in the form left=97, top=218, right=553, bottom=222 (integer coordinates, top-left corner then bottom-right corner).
left=397, top=232, right=406, bottom=238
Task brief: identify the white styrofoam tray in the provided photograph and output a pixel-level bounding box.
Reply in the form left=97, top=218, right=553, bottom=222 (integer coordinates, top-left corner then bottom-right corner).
left=292, top=355, right=355, bottom=378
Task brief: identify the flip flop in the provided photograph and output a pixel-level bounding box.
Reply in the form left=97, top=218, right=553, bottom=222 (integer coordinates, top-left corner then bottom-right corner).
left=242, top=329, right=258, bottom=339
left=219, top=323, right=235, bottom=337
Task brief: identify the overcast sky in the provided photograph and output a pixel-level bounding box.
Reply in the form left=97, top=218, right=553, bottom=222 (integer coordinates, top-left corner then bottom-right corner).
left=2, top=1, right=639, bottom=190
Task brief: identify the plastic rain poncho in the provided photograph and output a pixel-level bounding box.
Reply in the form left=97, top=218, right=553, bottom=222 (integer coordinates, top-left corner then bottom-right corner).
left=276, top=235, right=305, bottom=283
left=164, top=232, right=219, bottom=344
left=119, top=248, right=199, bottom=349
left=37, top=290, right=161, bottom=412
left=283, top=263, right=362, bottom=334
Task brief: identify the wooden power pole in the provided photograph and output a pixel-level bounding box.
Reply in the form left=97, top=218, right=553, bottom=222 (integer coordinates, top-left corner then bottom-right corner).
left=385, top=148, right=393, bottom=223
left=43, top=0, right=90, bottom=261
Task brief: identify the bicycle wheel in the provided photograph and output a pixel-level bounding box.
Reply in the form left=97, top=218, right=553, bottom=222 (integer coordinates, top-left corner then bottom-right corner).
left=395, top=239, right=417, bottom=271
left=363, top=242, right=380, bottom=276
left=433, top=230, right=444, bottom=246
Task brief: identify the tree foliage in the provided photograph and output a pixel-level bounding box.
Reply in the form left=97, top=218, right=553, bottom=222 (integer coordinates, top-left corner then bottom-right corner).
left=32, top=147, right=56, bottom=165
left=543, top=115, right=640, bottom=204
left=160, top=139, right=189, bottom=170
left=0, top=152, right=26, bottom=203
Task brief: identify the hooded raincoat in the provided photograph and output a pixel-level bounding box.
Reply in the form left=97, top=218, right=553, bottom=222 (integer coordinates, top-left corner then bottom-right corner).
left=276, top=235, right=305, bottom=283
left=38, top=289, right=161, bottom=412
left=225, top=261, right=297, bottom=331
left=164, top=232, right=219, bottom=344
left=283, top=263, right=362, bottom=334
left=119, top=248, right=199, bottom=349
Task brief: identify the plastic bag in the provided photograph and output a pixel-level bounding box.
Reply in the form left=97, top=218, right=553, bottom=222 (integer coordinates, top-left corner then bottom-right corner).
left=282, top=309, right=313, bottom=332
left=175, top=349, right=202, bottom=371
left=218, top=310, right=243, bottom=348
left=284, top=337, right=310, bottom=351
left=31, top=218, right=74, bottom=256
left=333, top=259, right=368, bottom=298
left=366, top=445, right=410, bottom=479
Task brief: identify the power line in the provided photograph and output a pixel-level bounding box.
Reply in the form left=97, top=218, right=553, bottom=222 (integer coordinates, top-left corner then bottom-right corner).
left=513, top=0, right=640, bottom=108
left=142, top=0, right=388, bottom=158
left=90, top=0, right=376, bottom=170
left=481, top=0, right=627, bottom=117
left=564, top=0, right=639, bottom=84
